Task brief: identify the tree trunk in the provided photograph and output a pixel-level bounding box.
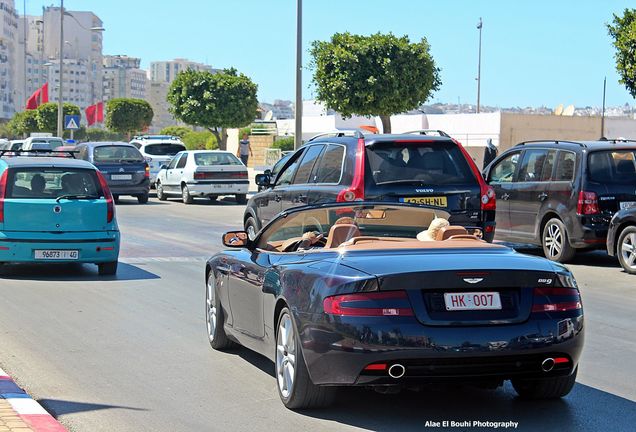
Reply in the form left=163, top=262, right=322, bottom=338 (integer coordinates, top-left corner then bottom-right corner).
left=210, top=128, right=224, bottom=150
left=379, top=115, right=391, bottom=134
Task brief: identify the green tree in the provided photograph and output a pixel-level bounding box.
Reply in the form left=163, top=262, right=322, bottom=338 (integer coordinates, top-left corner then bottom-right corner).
left=6, top=110, right=40, bottom=137
left=182, top=131, right=218, bottom=150
left=608, top=9, right=636, bottom=98
left=105, top=98, right=154, bottom=138
left=310, top=32, right=441, bottom=133
left=273, top=136, right=295, bottom=151
left=85, top=128, right=127, bottom=142
left=159, top=125, right=192, bottom=139
left=36, top=102, right=80, bottom=134
left=167, top=68, right=258, bottom=150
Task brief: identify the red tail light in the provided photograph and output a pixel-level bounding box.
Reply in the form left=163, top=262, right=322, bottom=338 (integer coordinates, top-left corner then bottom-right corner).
left=337, top=138, right=365, bottom=202
left=144, top=164, right=150, bottom=179
left=532, top=286, right=582, bottom=313
left=0, top=170, right=8, bottom=223
left=194, top=171, right=248, bottom=180
left=363, top=363, right=388, bottom=371
left=323, top=290, right=414, bottom=317
left=577, top=191, right=599, bottom=215
left=453, top=138, right=496, bottom=211
left=96, top=170, right=115, bottom=223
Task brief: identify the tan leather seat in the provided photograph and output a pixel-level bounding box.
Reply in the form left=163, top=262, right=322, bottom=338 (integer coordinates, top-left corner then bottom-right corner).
left=325, top=224, right=361, bottom=248
left=435, top=225, right=469, bottom=241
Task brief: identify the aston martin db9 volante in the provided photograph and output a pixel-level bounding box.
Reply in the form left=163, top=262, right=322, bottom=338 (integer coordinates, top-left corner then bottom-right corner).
left=205, top=203, right=584, bottom=409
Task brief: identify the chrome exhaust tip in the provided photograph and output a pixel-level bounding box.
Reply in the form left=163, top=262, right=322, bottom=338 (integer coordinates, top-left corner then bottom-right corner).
left=541, top=358, right=555, bottom=372
left=388, top=363, right=406, bottom=379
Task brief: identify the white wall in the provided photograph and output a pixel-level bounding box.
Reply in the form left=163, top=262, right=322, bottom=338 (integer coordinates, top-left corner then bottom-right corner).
left=605, top=118, right=636, bottom=139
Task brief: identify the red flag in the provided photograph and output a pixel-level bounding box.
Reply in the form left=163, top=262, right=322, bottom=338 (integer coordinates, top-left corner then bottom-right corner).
left=85, top=104, right=97, bottom=126
left=25, top=83, right=49, bottom=110
left=96, top=101, right=104, bottom=123
left=41, top=82, right=49, bottom=103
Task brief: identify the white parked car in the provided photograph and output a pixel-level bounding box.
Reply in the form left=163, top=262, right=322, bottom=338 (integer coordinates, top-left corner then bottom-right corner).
left=155, top=150, right=249, bottom=204
left=22, top=136, right=65, bottom=151
left=130, top=135, right=186, bottom=187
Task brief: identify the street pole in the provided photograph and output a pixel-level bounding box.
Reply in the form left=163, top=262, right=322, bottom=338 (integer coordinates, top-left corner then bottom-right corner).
left=601, top=76, right=606, bottom=139
left=294, top=0, right=302, bottom=150
left=476, top=17, right=482, bottom=114
left=56, top=0, right=64, bottom=137
left=23, top=0, right=27, bottom=109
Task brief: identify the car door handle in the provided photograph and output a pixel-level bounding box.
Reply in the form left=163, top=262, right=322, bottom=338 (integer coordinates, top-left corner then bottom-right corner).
left=538, top=192, right=548, bottom=201
left=274, top=194, right=282, bottom=202
left=501, top=193, right=510, bottom=201
left=297, top=194, right=307, bottom=203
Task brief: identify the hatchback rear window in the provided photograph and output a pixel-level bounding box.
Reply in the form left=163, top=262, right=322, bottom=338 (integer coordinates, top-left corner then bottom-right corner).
left=194, top=153, right=242, bottom=166
left=31, top=139, right=64, bottom=149
left=143, top=143, right=186, bottom=156
left=366, top=141, right=476, bottom=185
left=94, top=146, right=144, bottom=163
left=6, top=168, right=101, bottom=199
left=588, top=150, right=636, bottom=184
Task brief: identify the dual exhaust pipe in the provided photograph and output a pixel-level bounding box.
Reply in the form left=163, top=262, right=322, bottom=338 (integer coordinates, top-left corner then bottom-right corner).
left=384, top=357, right=559, bottom=378
left=541, top=357, right=555, bottom=372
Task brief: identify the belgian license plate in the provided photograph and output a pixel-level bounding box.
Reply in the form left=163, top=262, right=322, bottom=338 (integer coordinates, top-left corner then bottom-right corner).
left=111, top=174, right=132, bottom=180
left=401, top=196, right=448, bottom=207
left=620, top=201, right=636, bottom=210
left=444, top=292, right=502, bottom=311
left=34, top=250, right=79, bottom=260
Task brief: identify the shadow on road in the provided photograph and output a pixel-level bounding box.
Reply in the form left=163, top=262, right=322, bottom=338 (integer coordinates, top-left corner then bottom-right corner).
left=155, top=196, right=243, bottom=207
left=502, top=243, right=621, bottom=269
left=38, top=398, right=147, bottom=418
left=0, top=262, right=160, bottom=282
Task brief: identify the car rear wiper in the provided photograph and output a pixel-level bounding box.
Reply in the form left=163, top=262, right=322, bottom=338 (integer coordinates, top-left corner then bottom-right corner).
left=56, top=194, right=99, bottom=202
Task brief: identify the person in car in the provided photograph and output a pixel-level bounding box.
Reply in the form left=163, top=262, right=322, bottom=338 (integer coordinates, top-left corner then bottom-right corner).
left=30, top=174, right=46, bottom=196
left=417, top=217, right=450, bottom=241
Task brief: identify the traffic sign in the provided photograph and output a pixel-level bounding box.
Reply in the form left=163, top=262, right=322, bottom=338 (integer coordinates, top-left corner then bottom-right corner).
left=64, top=115, right=80, bottom=130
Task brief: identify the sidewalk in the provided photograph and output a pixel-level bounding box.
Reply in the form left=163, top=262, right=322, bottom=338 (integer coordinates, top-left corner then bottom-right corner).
left=0, top=368, right=65, bottom=432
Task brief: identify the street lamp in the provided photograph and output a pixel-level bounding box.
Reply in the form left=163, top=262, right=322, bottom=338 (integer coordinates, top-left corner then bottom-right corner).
left=35, top=18, right=45, bottom=87
left=476, top=17, right=483, bottom=114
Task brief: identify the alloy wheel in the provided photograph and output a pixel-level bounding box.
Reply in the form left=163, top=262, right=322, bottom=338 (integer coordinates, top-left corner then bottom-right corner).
left=206, top=275, right=217, bottom=342
left=247, top=224, right=257, bottom=241
left=620, top=232, right=636, bottom=271
left=276, top=314, right=296, bottom=399
left=544, top=223, right=563, bottom=259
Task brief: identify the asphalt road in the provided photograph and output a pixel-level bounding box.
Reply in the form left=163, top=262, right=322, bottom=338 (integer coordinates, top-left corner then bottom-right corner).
left=0, top=195, right=634, bottom=432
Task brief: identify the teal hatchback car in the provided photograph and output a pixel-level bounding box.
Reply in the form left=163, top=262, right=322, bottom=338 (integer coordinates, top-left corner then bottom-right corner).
left=0, top=155, right=120, bottom=275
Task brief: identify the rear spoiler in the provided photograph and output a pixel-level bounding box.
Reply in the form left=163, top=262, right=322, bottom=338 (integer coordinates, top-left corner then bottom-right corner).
left=0, top=149, right=78, bottom=158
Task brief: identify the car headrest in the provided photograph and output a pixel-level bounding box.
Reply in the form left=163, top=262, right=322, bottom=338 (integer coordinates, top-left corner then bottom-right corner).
left=436, top=225, right=469, bottom=241
left=325, top=224, right=361, bottom=248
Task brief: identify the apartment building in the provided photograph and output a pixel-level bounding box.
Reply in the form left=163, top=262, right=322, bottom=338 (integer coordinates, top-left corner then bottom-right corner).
left=102, top=55, right=147, bottom=101
left=0, top=0, right=18, bottom=119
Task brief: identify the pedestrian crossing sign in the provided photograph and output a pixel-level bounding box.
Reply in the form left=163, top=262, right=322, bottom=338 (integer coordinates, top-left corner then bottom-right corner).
left=64, top=115, right=80, bottom=130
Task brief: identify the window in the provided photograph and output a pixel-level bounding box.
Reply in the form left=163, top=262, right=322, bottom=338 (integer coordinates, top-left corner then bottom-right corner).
left=176, top=153, right=188, bottom=169
left=292, top=145, right=324, bottom=184
left=489, top=152, right=520, bottom=183
left=275, top=151, right=304, bottom=187
left=313, top=144, right=345, bottom=184
left=518, top=149, right=550, bottom=182
left=194, top=153, right=241, bottom=166
left=143, top=143, right=186, bottom=156
left=588, top=150, right=636, bottom=184
left=167, top=155, right=180, bottom=170
left=7, top=168, right=101, bottom=199
left=554, top=151, right=576, bottom=181
left=93, top=146, right=143, bottom=163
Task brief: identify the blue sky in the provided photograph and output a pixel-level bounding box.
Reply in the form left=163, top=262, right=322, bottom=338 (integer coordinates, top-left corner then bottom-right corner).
left=23, top=0, right=635, bottom=108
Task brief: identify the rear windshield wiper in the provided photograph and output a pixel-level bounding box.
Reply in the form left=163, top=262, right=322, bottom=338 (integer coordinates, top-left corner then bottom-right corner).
left=56, top=194, right=99, bottom=202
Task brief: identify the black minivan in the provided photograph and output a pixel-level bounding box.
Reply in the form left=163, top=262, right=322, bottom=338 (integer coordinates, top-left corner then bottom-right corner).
left=244, top=131, right=496, bottom=240
left=76, top=142, right=150, bottom=204
left=484, top=139, right=636, bottom=262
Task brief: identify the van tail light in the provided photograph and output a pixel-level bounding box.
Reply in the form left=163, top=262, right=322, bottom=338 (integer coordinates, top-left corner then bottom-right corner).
left=323, top=290, right=414, bottom=317
left=532, top=287, right=582, bottom=313
left=96, top=170, right=115, bottom=223
left=144, top=164, right=150, bottom=179
left=337, top=138, right=365, bottom=202
left=577, top=191, right=599, bottom=215
left=452, top=138, right=496, bottom=211
left=0, top=170, right=8, bottom=223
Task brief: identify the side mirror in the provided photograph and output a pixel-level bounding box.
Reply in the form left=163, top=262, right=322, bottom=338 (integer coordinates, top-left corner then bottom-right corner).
left=222, top=231, right=250, bottom=248
left=255, top=173, right=271, bottom=187
left=264, top=169, right=272, bottom=176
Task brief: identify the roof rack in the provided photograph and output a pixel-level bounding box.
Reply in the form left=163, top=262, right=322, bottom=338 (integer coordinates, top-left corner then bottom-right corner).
left=402, top=129, right=451, bottom=138
left=0, top=149, right=78, bottom=158
left=307, top=129, right=366, bottom=142
left=515, top=140, right=587, bottom=148
left=131, top=135, right=181, bottom=141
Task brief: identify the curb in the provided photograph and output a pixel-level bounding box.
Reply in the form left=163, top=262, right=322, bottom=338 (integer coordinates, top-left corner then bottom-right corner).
left=0, top=367, right=66, bottom=432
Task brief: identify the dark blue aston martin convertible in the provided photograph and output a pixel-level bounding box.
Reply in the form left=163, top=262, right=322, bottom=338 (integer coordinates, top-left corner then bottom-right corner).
left=205, top=203, right=584, bottom=409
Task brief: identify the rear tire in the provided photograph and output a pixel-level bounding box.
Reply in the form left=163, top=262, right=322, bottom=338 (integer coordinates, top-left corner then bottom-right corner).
left=236, top=194, right=247, bottom=205
left=617, top=225, right=636, bottom=275
left=182, top=184, right=193, bottom=204
left=542, top=218, right=576, bottom=263
left=512, top=367, right=578, bottom=399
left=276, top=307, right=336, bottom=409
left=245, top=216, right=259, bottom=241
left=137, top=193, right=149, bottom=204
left=206, top=272, right=237, bottom=350
left=156, top=182, right=167, bottom=201
left=98, top=261, right=118, bottom=276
